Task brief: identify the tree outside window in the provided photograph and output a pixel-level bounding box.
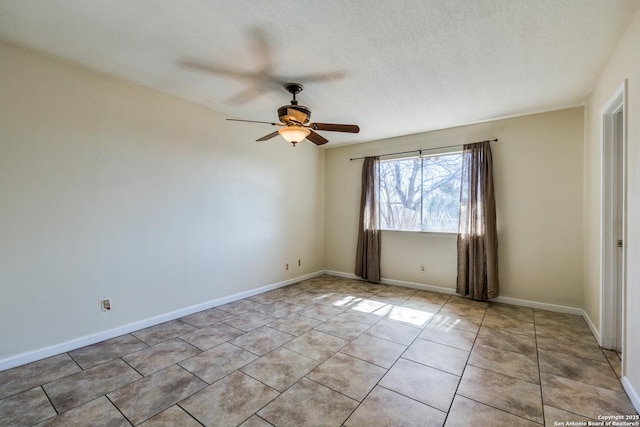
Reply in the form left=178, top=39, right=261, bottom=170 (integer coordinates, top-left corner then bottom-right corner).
left=379, top=152, right=462, bottom=232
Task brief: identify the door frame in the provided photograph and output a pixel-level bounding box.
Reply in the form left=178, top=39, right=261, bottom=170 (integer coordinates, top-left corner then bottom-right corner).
left=600, top=80, right=627, bottom=356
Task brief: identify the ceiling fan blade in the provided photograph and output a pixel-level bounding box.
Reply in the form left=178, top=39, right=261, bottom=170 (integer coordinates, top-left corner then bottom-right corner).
left=256, top=131, right=280, bottom=142
left=271, top=71, right=346, bottom=89
left=309, top=123, right=360, bottom=133
left=227, top=118, right=280, bottom=126
left=226, top=86, right=269, bottom=104
left=181, top=60, right=255, bottom=80
left=290, top=71, right=346, bottom=83
left=306, top=130, right=329, bottom=146
left=247, top=27, right=272, bottom=71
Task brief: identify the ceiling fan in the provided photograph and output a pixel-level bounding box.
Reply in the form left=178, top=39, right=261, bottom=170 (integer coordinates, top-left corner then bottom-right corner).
left=227, top=83, right=360, bottom=146
left=181, top=28, right=345, bottom=105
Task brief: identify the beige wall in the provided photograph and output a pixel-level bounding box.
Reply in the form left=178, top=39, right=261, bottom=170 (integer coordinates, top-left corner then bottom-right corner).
left=0, top=42, right=325, bottom=362
left=584, top=9, right=640, bottom=403
left=325, top=108, right=584, bottom=307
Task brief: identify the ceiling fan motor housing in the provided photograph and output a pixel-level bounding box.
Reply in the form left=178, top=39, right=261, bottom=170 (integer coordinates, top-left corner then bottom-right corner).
left=278, top=104, right=311, bottom=124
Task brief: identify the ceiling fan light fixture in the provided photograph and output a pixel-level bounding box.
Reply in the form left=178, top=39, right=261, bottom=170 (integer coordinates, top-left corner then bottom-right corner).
left=278, top=126, right=310, bottom=146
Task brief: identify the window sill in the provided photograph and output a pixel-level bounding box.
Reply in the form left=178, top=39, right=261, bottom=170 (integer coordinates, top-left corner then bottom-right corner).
left=380, top=229, right=458, bottom=236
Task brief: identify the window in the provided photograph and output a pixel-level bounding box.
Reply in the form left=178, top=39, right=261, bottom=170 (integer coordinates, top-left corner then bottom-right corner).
left=379, top=152, right=462, bottom=232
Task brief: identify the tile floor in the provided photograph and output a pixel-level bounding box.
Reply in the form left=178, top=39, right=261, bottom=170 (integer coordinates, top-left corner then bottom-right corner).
left=0, top=275, right=637, bottom=426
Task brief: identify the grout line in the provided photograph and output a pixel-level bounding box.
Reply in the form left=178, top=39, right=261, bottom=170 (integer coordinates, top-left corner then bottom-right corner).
left=533, top=309, right=546, bottom=424
left=442, top=304, right=485, bottom=425
left=602, top=349, right=624, bottom=382
left=375, top=383, right=448, bottom=414
left=178, top=404, right=206, bottom=427
left=104, top=393, right=135, bottom=425
left=453, top=394, right=545, bottom=426
left=39, top=385, right=60, bottom=416
left=66, top=352, right=84, bottom=372
left=119, top=357, right=145, bottom=378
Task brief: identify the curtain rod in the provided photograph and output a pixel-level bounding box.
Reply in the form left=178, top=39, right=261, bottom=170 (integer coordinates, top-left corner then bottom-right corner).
left=349, top=138, right=498, bottom=161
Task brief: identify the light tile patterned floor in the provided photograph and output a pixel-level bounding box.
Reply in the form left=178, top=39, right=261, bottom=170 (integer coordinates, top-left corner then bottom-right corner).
left=0, top=275, right=636, bottom=426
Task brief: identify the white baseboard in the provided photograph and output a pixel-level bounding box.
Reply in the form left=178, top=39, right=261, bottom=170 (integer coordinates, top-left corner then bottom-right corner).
left=379, top=277, right=457, bottom=295
left=324, top=270, right=583, bottom=315
left=582, top=309, right=602, bottom=345
left=488, top=295, right=583, bottom=316
left=324, top=270, right=457, bottom=295
left=622, top=376, right=640, bottom=413
left=0, top=271, right=324, bottom=372
left=324, top=270, right=359, bottom=280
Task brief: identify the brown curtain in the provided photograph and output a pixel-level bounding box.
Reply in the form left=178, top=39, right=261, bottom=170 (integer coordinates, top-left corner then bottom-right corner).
left=355, top=156, right=381, bottom=282
left=456, top=141, right=498, bottom=300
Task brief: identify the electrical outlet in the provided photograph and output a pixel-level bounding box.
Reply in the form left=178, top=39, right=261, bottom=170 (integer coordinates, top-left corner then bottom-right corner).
left=298, top=259, right=301, bottom=267
left=101, top=298, right=111, bottom=311
left=420, top=264, right=426, bottom=273
left=285, top=263, right=289, bottom=271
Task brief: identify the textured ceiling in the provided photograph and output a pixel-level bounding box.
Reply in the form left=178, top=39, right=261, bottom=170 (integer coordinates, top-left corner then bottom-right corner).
left=0, top=0, right=638, bottom=146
